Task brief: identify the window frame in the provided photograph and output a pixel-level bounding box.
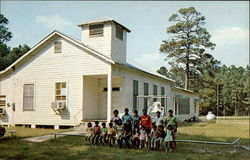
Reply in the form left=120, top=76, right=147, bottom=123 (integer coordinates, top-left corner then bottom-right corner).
left=55, top=82, right=67, bottom=102
left=89, top=23, right=104, bottom=37
left=178, top=97, right=190, bottom=115
left=23, top=83, right=35, bottom=111
left=54, top=41, right=62, bottom=53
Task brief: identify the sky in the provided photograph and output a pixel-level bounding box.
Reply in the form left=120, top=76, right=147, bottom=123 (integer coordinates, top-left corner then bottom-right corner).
left=1, top=1, right=249, bottom=71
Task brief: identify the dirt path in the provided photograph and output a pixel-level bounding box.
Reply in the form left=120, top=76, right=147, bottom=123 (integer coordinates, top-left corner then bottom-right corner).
left=22, top=131, right=84, bottom=142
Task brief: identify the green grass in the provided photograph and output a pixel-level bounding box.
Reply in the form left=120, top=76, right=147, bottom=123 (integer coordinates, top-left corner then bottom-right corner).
left=0, top=120, right=249, bottom=160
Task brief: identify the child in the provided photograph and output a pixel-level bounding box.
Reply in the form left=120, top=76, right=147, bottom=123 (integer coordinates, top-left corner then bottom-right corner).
left=164, top=125, right=174, bottom=152
left=153, top=125, right=166, bottom=150
left=100, top=122, right=108, bottom=145
left=131, top=129, right=140, bottom=149
left=165, top=109, right=178, bottom=149
left=153, top=111, right=164, bottom=127
left=85, top=122, right=93, bottom=144
left=107, top=122, right=115, bottom=147
left=139, top=125, right=148, bottom=149
left=113, top=119, right=119, bottom=144
left=113, top=119, right=119, bottom=129
left=122, top=108, right=133, bottom=124
left=115, top=119, right=124, bottom=147
left=132, top=109, right=141, bottom=124
left=111, top=110, right=120, bottom=124
left=149, top=125, right=158, bottom=150
left=92, top=121, right=101, bottom=145
left=120, top=120, right=132, bottom=148
left=131, top=120, right=140, bottom=149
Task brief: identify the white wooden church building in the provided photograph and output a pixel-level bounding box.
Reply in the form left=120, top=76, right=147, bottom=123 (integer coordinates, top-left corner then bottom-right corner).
left=0, top=17, right=199, bottom=129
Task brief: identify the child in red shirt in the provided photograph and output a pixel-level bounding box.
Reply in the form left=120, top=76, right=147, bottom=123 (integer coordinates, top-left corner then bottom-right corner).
left=92, top=121, right=101, bottom=145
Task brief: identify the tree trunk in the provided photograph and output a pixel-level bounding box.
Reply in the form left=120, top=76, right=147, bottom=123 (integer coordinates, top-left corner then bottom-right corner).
left=184, top=57, right=190, bottom=90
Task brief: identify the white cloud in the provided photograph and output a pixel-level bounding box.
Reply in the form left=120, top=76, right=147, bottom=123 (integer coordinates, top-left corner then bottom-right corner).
left=211, top=27, right=249, bottom=46
left=129, top=53, right=170, bottom=72
left=211, top=27, right=249, bottom=67
left=36, top=15, right=74, bottom=29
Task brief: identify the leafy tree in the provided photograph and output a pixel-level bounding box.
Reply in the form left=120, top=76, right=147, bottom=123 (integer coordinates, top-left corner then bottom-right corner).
left=157, top=66, right=185, bottom=87
left=0, top=14, right=30, bottom=71
left=2, top=44, right=30, bottom=69
left=157, top=66, right=169, bottom=77
left=160, top=7, right=216, bottom=90
left=0, top=14, right=12, bottom=44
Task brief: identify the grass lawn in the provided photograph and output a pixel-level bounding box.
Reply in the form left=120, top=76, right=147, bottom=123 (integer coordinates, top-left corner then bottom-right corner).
left=0, top=119, right=249, bottom=160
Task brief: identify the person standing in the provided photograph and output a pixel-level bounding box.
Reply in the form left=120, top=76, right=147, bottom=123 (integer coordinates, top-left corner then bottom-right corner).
left=165, top=109, right=178, bottom=150
left=152, top=111, right=164, bottom=127
left=140, top=108, right=152, bottom=149
left=132, top=109, right=141, bottom=124
left=141, top=108, right=152, bottom=133
left=111, top=109, right=120, bottom=124
left=122, top=108, right=133, bottom=124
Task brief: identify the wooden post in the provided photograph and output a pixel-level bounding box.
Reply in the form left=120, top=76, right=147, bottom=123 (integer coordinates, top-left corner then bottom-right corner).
left=216, top=84, right=219, bottom=117
left=107, top=66, right=112, bottom=122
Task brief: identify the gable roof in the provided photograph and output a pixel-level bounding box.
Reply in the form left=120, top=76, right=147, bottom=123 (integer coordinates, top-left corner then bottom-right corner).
left=0, top=30, right=115, bottom=75
left=77, top=16, right=131, bottom=33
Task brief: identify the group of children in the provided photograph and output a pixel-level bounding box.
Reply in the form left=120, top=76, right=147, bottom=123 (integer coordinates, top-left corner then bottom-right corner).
left=84, top=108, right=177, bottom=152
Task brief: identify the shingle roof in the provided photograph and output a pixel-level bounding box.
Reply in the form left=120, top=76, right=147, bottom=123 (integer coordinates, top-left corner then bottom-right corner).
left=121, top=59, right=175, bottom=83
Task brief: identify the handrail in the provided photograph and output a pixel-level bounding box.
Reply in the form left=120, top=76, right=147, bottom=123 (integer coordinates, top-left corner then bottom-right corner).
left=73, top=109, right=82, bottom=127
left=175, top=138, right=241, bottom=149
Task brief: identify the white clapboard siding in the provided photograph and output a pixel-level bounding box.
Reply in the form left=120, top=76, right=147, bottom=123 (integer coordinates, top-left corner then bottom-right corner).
left=0, top=35, right=110, bottom=126
left=81, top=24, right=112, bottom=59
left=112, top=65, right=198, bottom=121
left=112, top=65, right=173, bottom=116
left=81, top=22, right=127, bottom=64
left=111, top=23, right=127, bottom=64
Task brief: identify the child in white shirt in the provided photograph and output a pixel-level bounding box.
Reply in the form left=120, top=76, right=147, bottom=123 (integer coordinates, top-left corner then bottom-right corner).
left=164, top=125, right=174, bottom=152
left=139, top=125, right=148, bottom=149
left=85, top=122, right=93, bottom=144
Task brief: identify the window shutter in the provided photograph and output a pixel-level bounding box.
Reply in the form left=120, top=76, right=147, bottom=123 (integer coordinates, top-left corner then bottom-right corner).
left=23, top=84, right=34, bottom=110
left=0, top=95, right=6, bottom=107
left=161, top=87, right=165, bottom=107
left=153, top=85, right=157, bottom=102
left=116, top=25, right=123, bottom=40
left=89, top=24, right=104, bottom=37
left=143, top=83, right=149, bottom=109
left=54, top=41, right=62, bottom=53
left=133, top=80, right=139, bottom=110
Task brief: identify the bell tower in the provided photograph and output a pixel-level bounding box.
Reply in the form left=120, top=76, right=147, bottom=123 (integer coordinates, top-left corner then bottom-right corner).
left=78, top=17, right=130, bottom=64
